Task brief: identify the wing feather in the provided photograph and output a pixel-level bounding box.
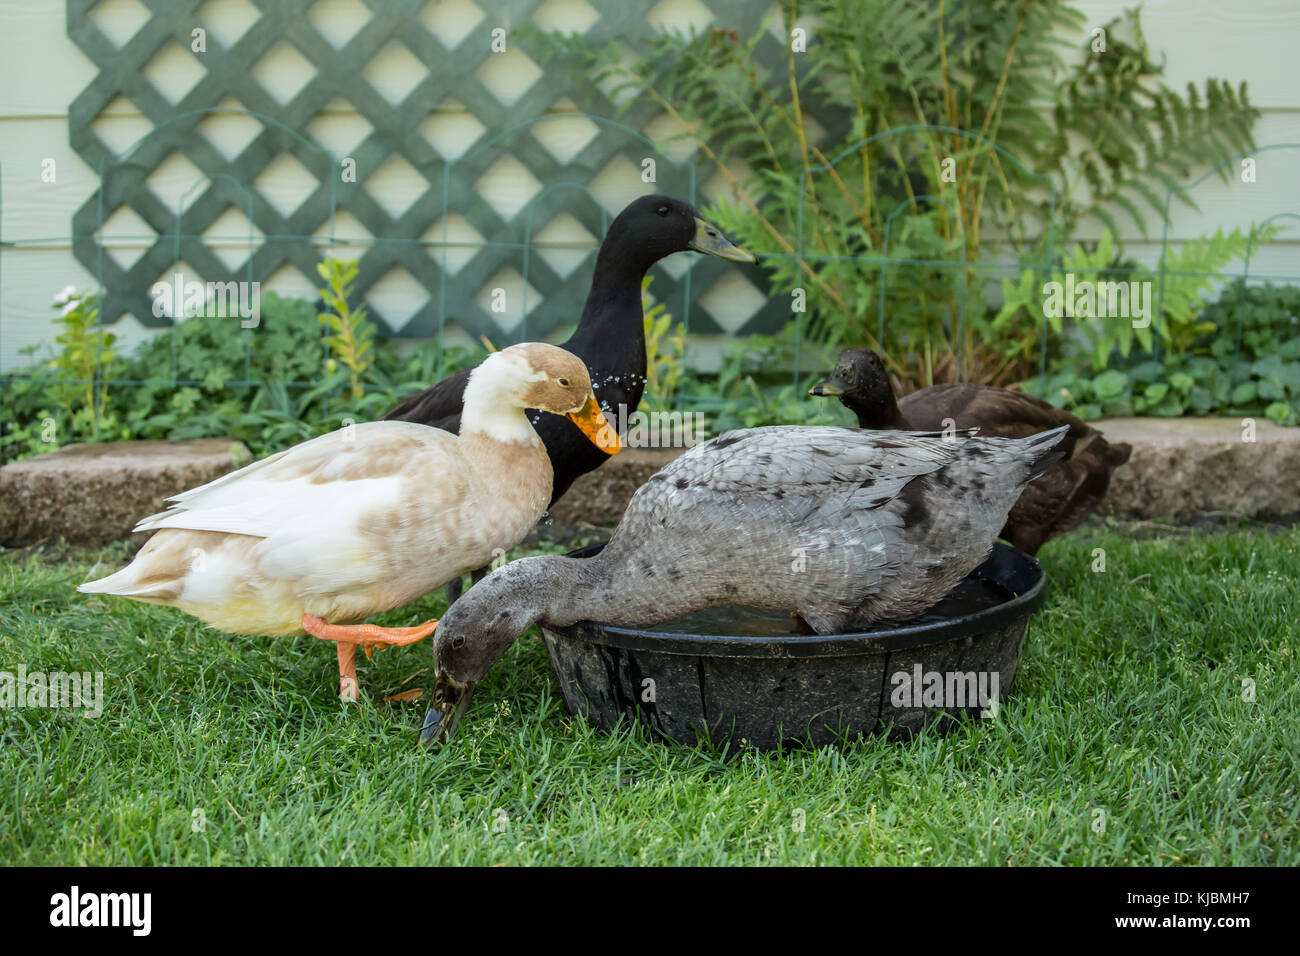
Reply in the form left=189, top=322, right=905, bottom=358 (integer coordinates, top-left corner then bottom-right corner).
left=134, top=421, right=456, bottom=539
left=651, top=426, right=966, bottom=502
left=382, top=367, right=472, bottom=430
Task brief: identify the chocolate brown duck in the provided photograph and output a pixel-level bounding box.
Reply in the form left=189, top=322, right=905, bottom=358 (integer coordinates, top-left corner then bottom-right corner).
left=811, top=348, right=1131, bottom=555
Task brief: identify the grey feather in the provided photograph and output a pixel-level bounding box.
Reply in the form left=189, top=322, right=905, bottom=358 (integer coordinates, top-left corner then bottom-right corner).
left=433, top=424, right=1071, bottom=687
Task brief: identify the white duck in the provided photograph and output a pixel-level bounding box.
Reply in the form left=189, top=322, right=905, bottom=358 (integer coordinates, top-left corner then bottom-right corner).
left=79, top=343, right=620, bottom=699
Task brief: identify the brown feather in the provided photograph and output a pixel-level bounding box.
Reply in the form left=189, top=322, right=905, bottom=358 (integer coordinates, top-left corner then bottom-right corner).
left=897, top=384, right=1129, bottom=555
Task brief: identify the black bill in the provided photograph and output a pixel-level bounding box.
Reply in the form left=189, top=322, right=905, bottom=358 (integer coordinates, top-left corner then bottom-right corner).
left=809, top=378, right=845, bottom=396
left=418, top=674, right=476, bottom=747
left=688, top=217, right=756, bottom=263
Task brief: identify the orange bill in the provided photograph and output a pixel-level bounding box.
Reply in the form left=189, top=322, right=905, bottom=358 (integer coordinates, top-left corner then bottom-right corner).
left=567, top=394, right=621, bottom=454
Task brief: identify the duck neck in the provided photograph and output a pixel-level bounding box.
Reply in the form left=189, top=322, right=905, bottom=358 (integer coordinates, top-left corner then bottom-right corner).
left=521, top=554, right=608, bottom=627
left=460, top=405, right=539, bottom=447
left=849, top=390, right=909, bottom=430
left=567, top=240, right=649, bottom=379
left=459, top=366, right=540, bottom=448
left=518, top=550, right=711, bottom=629
left=876, top=391, right=909, bottom=429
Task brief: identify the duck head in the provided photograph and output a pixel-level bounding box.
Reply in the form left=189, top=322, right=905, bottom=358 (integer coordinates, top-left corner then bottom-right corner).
left=419, top=563, right=548, bottom=746
left=605, top=195, right=755, bottom=269
left=462, top=343, right=621, bottom=453
left=810, top=348, right=903, bottom=428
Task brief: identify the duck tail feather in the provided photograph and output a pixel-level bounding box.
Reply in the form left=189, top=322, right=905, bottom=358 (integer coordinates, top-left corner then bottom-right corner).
left=77, top=562, right=177, bottom=598
left=1025, top=450, right=1066, bottom=482
left=77, top=565, right=141, bottom=595
left=133, top=506, right=185, bottom=533
left=1022, top=424, right=1071, bottom=481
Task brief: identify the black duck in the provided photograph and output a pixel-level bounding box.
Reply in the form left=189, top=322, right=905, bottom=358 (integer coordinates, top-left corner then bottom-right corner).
left=384, top=194, right=753, bottom=505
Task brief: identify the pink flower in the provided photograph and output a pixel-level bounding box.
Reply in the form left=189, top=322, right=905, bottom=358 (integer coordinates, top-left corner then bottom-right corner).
left=52, top=285, right=77, bottom=306
left=61, top=299, right=77, bottom=317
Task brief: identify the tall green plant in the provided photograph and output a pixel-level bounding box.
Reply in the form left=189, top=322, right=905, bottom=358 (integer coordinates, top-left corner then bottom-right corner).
left=48, top=286, right=114, bottom=436
left=641, top=276, right=685, bottom=410
left=1048, top=10, right=1258, bottom=240
left=316, top=257, right=374, bottom=401
left=528, top=0, right=1259, bottom=389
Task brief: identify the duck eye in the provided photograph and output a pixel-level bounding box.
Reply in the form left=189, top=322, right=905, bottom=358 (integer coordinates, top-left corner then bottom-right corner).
left=452, top=636, right=466, bottom=649
left=657, top=206, right=669, bottom=217
left=558, top=377, right=570, bottom=387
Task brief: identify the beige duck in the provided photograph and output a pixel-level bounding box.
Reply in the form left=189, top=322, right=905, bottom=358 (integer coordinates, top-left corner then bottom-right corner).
left=78, top=343, right=620, bottom=699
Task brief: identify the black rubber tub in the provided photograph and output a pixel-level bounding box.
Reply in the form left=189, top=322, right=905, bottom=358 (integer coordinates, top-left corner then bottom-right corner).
left=539, top=541, right=1046, bottom=750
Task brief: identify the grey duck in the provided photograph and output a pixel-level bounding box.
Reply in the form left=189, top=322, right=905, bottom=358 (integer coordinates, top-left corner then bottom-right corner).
left=420, top=422, right=1068, bottom=742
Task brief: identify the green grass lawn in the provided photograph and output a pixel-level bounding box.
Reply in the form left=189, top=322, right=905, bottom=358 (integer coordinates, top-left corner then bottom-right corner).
left=1, top=525, right=1295, bottom=865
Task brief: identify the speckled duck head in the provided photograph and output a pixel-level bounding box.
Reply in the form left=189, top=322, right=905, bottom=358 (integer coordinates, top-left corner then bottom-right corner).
left=810, top=347, right=903, bottom=428
left=419, top=556, right=568, bottom=745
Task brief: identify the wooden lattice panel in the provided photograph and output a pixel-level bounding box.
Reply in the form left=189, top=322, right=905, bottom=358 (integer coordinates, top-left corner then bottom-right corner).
left=67, top=0, right=795, bottom=341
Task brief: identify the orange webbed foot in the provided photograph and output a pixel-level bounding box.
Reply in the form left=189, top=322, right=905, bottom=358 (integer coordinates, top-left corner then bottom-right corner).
left=302, top=614, right=438, bottom=700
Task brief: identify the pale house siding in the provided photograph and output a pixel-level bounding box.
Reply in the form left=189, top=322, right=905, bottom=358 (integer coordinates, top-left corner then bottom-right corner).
left=2, top=0, right=1299, bottom=372
left=1, top=0, right=102, bottom=370
left=1065, top=0, right=1300, bottom=281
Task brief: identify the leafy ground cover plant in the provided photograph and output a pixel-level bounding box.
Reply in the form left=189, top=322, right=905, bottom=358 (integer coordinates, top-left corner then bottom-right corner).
left=1021, top=281, right=1300, bottom=425
left=2, top=289, right=485, bottom=463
